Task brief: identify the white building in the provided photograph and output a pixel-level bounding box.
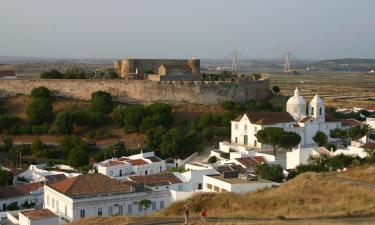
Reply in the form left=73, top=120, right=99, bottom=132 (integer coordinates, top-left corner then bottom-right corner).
left=0, top=182, right=44, bottom=212
left=286, top=147, right=331, bottom=169
left=97, top=151, right=166, bottom=180
left=44, top=173, right=172, bottom=223
left=227, top=88, right=345, bottom=151
left=203, top=172, right=278, bottom=194
left=18, top=209, right=59, bottom=225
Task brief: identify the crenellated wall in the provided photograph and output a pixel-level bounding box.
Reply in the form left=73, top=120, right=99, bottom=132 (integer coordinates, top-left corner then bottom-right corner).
left=0, top=79, right=270, bottom=105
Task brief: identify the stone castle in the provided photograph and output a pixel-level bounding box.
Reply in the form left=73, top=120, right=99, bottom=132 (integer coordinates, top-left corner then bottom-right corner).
left=114, top=58, right=201, bottom=81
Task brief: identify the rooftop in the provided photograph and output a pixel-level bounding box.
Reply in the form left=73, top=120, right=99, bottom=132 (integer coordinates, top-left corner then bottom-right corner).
left=235, top=156, right=266, bottom=169
left=234, top=112, right=295, bottom=125
left=20, top=209, right=57, bottom=220
left=215, top=164, right=246, bottom=174
left=48, top=173, right=132, bottom=197
left=207, top=174, right=273, bottom=184
left=128, top=172, right=183, bottom=186
left=0, top=182, right=44, bottom=200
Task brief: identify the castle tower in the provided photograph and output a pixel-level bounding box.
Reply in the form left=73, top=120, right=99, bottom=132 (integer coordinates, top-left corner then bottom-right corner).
left=286, top=87, right=306, bottom=121
left=309, top=94, right=325, bottom=123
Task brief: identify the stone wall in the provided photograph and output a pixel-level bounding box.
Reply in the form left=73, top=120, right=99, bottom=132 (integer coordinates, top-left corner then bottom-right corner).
left=0, top=79, right=270, bottom=105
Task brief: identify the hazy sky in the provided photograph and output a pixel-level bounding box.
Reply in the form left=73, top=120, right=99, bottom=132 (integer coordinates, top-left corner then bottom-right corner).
left=1, top=0, right=374, bottom=59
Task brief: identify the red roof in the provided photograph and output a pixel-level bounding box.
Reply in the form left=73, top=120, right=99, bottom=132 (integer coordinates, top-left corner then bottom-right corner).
left=128, top=159, right=149, bottom=166
left=341, top=119, right=362, bottom=127
left=102, top=160, right=126, bottom=167
left=0, top=182, right=44, bottom=200
left=48, top=173, right=132, bottom=197
left=128, top=173, right=182, bottom=186
left=20, top=209, right=57, bottom=220
left=235, top=156, right=266, bottom=169
left=234, top=112, right=295, bottom=125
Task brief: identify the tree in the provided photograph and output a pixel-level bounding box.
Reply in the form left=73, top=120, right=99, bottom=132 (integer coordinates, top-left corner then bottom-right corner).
left=255, top=163, right=284, bottom=183
left=202, top=127, right=215, bottom=141
left=138, top=199, right=152, bottom=215
left=122, top=105, right=147, bottom=132
left=221, top=101, right=236, bottom=110
left=30, top=86, right=51, bottom=98
left=256, top=128, right=300, bottom=156
left=31, top=138, right=44, bottom=155
left=364, top=144, right=375, bottom=164
left=64, top=68, right=85, bottom=79
left=251, top=73, right=261, bottom=80
left=40, top=70, right=64, bottom=79
left=112, top=105, right=127, bottom=126
left=329, top=154, right=353, bottom=170
left=280, top=131, right=301, bottom=150
left=312, top=131, right=328, bottom=147
left=348, top=125, right=365, bottom=141
left=90, top=91, right=113, bottom=114
left=67, top=144, right=89, bottom=168
left=160, top=128, right=185, bottom=158
left=272, top=85, right=280, bottom=94
left=145, top=126, right=166, bottom=151
left=58, top=135, right=82, bottom=156
left=55, top=110, right=74, bottom=134
left=329, top=128, right=347, bottom=146
left=208, top=156, right=218, bottom=165
left=0, top=169, right=13, bottom=186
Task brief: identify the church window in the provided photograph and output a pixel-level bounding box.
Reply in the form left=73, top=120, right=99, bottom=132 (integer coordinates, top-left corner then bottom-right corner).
left=311, top=107, right=314, bottom=116
left=319, top=107, right=322, bottom=116
left=235, top=137, right=238, bottom=143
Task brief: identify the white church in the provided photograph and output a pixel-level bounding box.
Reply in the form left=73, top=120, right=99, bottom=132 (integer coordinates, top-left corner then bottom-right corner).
left=220, top=88, right=349, bottom=152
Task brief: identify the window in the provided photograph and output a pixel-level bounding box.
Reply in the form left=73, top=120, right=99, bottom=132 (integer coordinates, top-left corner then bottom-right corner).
left=221, top=188, right=228, bottom=192
left=152, top=201, right=156, bottom=210
left=244, top=125, right=247, bottom=131
left=128, top=204, right=132, bottom=214
left=119, top=169, right=123, bottom=177
left=254, top=126, right=257, bottom=132
left=160, top=166, right=162, bottom=172
left=160, top=201, right=165, bottom=209
left=56, top=200, right=59, bottom=212
left=145, top=170, right=148, bottom=175
left=311, top=107, right=314, bottom=116
left=98, top=207, right=102, bottom=216
left=235, top=137, right=238, bottom=143
left=254, top=140, right=257, bottom=147
left=178, top=185, right=183, bottom=191
left=198, top=183, right=202, bottom=190
left=319, top=107, right=322, bottom=116
left=80, top=209, right=85, bottom=218
left=47, top=196, right=50, bottom=206
left=119, top=205, right=123, bottom=215
left=138, top=204, right=143, bottom=212
left=235, top=124, right=238, bottom=130
left=206, top=184, right=212, bottom=189
left=52, top=199, right=55, bottom=208
left=108, top=206, right=112, bottom=215
left=214, top=186, right=220, bottom=192
left=65, top=206, right=67, bottom=216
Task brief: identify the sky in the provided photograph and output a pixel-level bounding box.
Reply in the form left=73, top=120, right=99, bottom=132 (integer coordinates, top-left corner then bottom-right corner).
left=1, top=0, right=374, bottom=59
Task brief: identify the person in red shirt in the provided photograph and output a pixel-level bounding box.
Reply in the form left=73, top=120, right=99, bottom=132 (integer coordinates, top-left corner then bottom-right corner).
left=200, top=208, right=208, bottom=222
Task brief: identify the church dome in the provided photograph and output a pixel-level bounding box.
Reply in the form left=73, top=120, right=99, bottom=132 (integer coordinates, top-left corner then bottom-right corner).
left=287, top=87, right=306, bottom=106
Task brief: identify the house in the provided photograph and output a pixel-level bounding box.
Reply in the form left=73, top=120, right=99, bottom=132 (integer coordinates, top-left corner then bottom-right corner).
left=97, top=151, right=166, bottom=180
left=44, top=173, right=172, bottom=222
left=0, top=182, right=45, bottom=212
left=203, top=171, right=278, bottom=194
left=18, top=209, right=59, bottom=225
left=286, top=147, right=331, bottom=169
left=333, top=141, right=375, bottom=159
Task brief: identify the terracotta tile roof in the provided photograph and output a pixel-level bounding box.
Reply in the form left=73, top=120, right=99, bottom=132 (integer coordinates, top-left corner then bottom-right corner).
left=145, top=156, right=162, bottom=162
left=118, top=157, right=130, bottom=161
left=325, top=114, right=340, bottom=122
left=0, top=182, right=44, bottom=200
left=128, top=172, right=182, bottom=186
left=128, top=159, right=149, bottom=166
left=360, top=142, right=375, bottom=149
left=102, top=160, right=126, bottom=167
left=299, top=116, right=313, bottom=123
left=47, top=173, right=132, bottom=197
left=341, top=119, right=362, bottom=127
left=235, top=156, right=266, bottom=169
left=215, top=164, right=246, bottom=174
left=233, top=112, right=295, bottom=125
left=20, top=209, right=57, bottom=220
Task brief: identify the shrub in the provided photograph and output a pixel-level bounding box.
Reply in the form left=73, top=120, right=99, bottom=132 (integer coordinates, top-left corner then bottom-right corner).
left=26, top=97, right=53, bottom=125
left=255, top=163, right=284, bottom=183
left=90, top=91, right=113, bottom=114
left=55, top=110, right=74, bottom=135
left=40, top=70, right=63, bottom=79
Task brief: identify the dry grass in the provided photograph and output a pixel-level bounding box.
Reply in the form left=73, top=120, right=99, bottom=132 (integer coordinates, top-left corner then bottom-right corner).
left=158, top=168, right=375, bottom=219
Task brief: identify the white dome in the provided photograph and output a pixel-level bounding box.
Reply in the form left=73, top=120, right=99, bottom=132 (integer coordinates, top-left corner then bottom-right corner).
left=287, top=88, right=306, bottom=105
left=310, top=94, right=323, bottom=105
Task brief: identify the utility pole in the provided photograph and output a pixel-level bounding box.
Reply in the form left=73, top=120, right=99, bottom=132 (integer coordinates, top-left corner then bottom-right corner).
left=284, top=51, right=291, bottom=73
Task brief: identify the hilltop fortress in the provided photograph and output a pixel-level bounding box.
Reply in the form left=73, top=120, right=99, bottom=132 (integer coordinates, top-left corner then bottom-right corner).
left=0, top=58, right=270, bottom=104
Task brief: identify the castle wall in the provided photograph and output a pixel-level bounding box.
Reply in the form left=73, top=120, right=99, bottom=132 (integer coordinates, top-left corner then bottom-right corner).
left=0, top=79, right=270, bottom=105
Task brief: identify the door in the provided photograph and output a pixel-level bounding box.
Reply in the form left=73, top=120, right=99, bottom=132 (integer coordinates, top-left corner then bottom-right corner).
left=244, top=135, right=248, bottom=145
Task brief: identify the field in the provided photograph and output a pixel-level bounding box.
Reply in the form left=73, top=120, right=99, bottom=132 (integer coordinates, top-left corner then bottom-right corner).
left=72, top=166, right=375, bottom=225
left=267, top=71, right=375, bottom=108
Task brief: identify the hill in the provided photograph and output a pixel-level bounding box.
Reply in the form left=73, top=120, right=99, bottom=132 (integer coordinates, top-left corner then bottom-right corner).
left=71, top=166, right=375, bottom=225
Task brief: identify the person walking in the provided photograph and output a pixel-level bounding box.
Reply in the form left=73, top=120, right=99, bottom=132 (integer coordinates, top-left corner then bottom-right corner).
left=200, top=208, right=207, bottom=222
left=184, top=206, right=190, bottom=224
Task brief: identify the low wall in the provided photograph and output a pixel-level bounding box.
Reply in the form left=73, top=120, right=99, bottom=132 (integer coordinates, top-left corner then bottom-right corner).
left=0, top=79, right=270, bottom=105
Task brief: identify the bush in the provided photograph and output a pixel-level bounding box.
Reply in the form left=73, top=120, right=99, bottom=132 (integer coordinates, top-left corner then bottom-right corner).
left=30, top=86, right=51, bottom=98
left=55, top=110, right=74, bottom=135
left=31, top=139, right=44, bottom=155
left=26, top=97, right=53, bottom=125
left=208, top=156, right=218, bottom=164
left=272, top=85, right=280, bottom=94
left=202, top=127, right=214, bottom=141
left=255, top=163, right=284, bottom=183
left=90, top=91, right=113, bottom=114
left=221, top=101, right=236, bottom=110
left=40, top=70, right=63, bottom=79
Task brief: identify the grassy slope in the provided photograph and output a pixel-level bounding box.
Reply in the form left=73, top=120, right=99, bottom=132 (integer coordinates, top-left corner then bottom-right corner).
left=72, top=166, right=375, bottom=225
